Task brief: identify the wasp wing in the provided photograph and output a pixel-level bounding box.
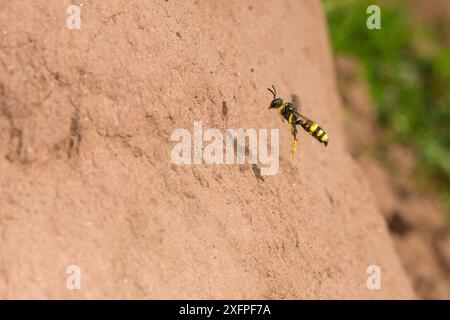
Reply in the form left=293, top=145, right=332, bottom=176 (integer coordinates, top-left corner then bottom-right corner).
left=291, top=108, right=315, bottom=125
left=291, top=94, right=301, bottom=113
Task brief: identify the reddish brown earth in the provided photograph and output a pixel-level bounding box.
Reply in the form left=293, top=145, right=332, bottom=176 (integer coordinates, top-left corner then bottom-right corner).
left=0, top=1, right=415, bottom=299
left=336, top=56, right=450, bottom=299
left=411, top=0, right=450, bottom=44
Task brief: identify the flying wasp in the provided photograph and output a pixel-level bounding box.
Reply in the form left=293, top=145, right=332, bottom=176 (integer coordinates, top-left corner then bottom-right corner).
left=267, top=85, right=329, bottom=153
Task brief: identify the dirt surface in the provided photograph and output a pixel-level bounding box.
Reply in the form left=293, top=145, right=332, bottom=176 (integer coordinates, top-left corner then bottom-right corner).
left=411, top=0, right=450, bottom=44
left=0, top=1, right=415, bottom=299
left=336, top=56, right=450, bottom=299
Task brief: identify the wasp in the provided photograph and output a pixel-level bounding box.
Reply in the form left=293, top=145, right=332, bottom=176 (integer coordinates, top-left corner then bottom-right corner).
left=267, top=85, right=329, bottom=153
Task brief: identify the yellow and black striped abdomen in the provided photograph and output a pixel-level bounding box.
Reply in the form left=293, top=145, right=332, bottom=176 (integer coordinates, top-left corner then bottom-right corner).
left=299, top=120, right=329, bottom=146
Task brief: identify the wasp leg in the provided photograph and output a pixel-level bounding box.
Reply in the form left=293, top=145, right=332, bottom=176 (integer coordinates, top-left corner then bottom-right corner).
left=290, top=123, right=298, bottom=154
left=288, top=113, right=298, bottom=154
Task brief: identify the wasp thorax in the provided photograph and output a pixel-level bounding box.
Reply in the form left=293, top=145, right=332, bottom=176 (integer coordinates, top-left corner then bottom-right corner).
left=270, top=98, right=283, bottom=109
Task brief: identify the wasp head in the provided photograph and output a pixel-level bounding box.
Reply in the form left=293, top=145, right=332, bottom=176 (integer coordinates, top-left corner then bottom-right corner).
left=267, top=85, right=283, bottom=109
left=269, top=98, right=283, bottom=109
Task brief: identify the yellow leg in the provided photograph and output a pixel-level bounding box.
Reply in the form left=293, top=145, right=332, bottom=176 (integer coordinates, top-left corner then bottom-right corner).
left=292, top=138, right=297, bottom=154
left=289, top=121, right=298, bottom=155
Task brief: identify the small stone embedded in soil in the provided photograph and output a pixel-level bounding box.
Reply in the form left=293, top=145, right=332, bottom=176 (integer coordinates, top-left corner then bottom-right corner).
left=221, top=101, right=228, bottom=120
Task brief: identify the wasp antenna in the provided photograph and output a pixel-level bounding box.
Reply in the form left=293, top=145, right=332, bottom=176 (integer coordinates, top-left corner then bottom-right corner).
left=267, top=85, right=277, bottom=99
left=267, top=87, right=275, bottom=99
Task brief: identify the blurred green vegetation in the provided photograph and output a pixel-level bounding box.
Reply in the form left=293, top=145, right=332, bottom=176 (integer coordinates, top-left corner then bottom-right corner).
left=323, top=0, right=450, bottom=217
